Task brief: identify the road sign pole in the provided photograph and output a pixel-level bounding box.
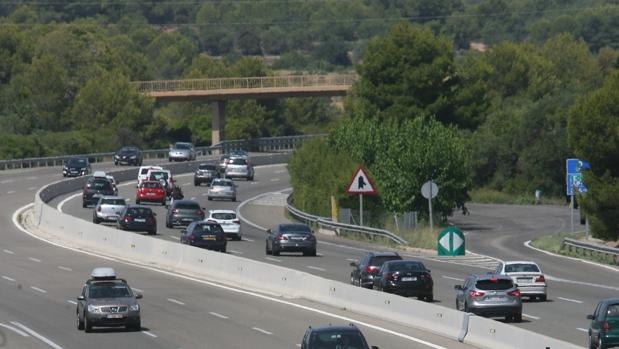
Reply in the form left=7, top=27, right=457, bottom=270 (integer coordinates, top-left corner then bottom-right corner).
left=359, top=194, right=363, bottom=227
left=429, top=185, right=434, bottom=231
left=570, top=195, right=574, bottom=233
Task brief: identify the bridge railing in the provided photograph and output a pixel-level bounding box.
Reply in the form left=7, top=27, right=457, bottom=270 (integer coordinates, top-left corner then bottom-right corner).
left=133, top=74, right=357, bottom=93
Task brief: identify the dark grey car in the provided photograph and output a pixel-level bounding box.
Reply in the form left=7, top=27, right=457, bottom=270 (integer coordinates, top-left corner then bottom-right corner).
left=454, top=273, right=523, bottom=322
left=350, top=251, right=402, bottom=289
left=266, top=223, right=317, bottom=256
left=165, top=199, right=205, bottom=228
left=194, top=163, right=220, bottom=186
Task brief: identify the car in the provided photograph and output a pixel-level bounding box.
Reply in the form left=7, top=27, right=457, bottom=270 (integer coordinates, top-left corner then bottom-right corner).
left=206, top=209, right=241, bottom=240
left=224, top=156, right=254, bottom=181
left=265, top=223, right=317, bottom=256
left=301, top=324, right=379, bottom=349
left=93, top=196, right=127, bottom=224
left=137, top=165, right=163, bottom=187
left=180, top=221, right=227, bottom=252
left=587, top=298, right=619, bottom=349
left=350, top=251, right=402, bottom=289
left=63, top=157, right=91, bottom=177
left=82, top=176, right=116, bottom=208
left=372, top=260, right=433, bottom=301
left=114, top=146, right=142, bottom=166
left=454, top=273, right=522, bottom=322
left=207, top=178, right=237, bottom=201
left=495, top=261, right=547, bottom=301
left=106, top=175, right=119, bottom=195
left=168, top=142, right=196, bottom=162
left=194, top=163, right=220, bottom=186
left=165, top=199, right=205, bottom=228
left=76, top=267, right=142, bottom=333
left=135, top=181, right=166, bottom=206
left=146, top=168, right=174, bottom=196
left=116, top=205, right=157, bottom=235
left=218, top=154, right=230, bottom=173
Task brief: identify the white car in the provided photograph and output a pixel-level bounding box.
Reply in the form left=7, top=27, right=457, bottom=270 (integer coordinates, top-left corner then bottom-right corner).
left=137, top=166, right=163, bottom=187
left=206, top=209, right=241, bottom=240
left=106, top=175, right=118, bottom=195
left=495, top=261, right=547, bottom=301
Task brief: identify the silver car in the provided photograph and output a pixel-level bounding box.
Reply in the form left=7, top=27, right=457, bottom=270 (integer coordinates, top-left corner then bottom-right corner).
left=93, top=196, right=127, bottom=224
left=265, top=223, right=317, bottom=256
left=207, top=178, right=237, bottom=201
left=454, top=273, right=522, bottom=322
left=495, top=261, right=547, bottom=301
left=168, top=142, right=196, bottom=162
left=225, top=156, right=254, bottom=181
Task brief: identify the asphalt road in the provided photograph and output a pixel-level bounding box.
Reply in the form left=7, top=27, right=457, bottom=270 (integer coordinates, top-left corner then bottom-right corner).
left=0, top=159, right=478, bottom=349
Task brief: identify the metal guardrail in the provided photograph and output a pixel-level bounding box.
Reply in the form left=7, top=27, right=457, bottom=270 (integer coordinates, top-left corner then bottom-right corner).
left=562, top=238, right=619, bottom=264
left=286, top=194, right=408, bottom=245
left=133, top=74, right=357, bottom=93
left=0, top=134, right=322, bottom=171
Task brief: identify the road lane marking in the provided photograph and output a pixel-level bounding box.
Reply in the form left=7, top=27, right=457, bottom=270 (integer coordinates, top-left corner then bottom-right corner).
left=0, top=179, right=12, bottom=184
left=274, top=170, right=286, bottom=174
left=67, top=300, right=77, bottom=305
left=190, top=197, right=196, bottom=200
left=28, top=186, right=38, bottom=190
left=7, top=190, right=15, bottom=194
left=242, top=238, right=254, bottom=242
left=183, top=182, right=190, bottom=186
left=346, top=258, right=357, bottom=262
left=57, top=266, right=73, bottom=272
left=142, top=331, right=157, bottom=338
left=442, top=276, right=465, bottom=282
left=209, top=312, right=229, bottom=319
left=307, top=266, right=326, bottom=272
left=0, top=323, right=30, bottom=337
left=28, top=257, right=42, bottom=263
left=316, top=253, right=324, bottom=257
left=558, top=297, right=583, bottom=304
left=265, top=257, right=282, bottom=263
left=167, top=298, right=185, bottom=306
left=525, top=240, right=619, bottom=273
left=577, top=328, right=588, bottom=332
left=168, top=236, right=180, bottom=241
left=2, top=276, right=16, bottom=282
left=30, top=286, right=47, bottom=293
left=3, top=249, right=15, bottom=254
left=229, top=250, right=243, bottom=255
left=523, top=313, right=540, bottom=320
left=252, top=327, right=273, bottom=335
left=132, top=287, right=144, bottom=293
left=10, top=321, right=64, bottom=349
left=57, top=193, right=81, bottom=212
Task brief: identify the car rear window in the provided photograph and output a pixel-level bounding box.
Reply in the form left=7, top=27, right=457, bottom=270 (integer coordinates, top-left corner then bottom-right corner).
left=504, top=263, right=540, bottom=273
left=126, top=207, right=153, bottom=216
left=199, top=164, right=216, bottom=170
left=175, top=143, right=190, bottom=149
left=102, top=199, right=125, bottom=205
left=212, top=212, right=236, bottom=220
left=194, top=224, right=224, bottom=235
left=476, top=279, right=514, bottom=290
left=607, top=304, right=619, bottom=317
left=90, top=180, right=112, bottom=190
left=388, top=261, right=425, bottom=272
left=67, top=158, right=87, bottom=166
left=310, top=331, right=365, bottom=348
left=140, top=168, right=150, bottom=175
left=369, top=256, right=402, bottom=266
left=213, top=180, right=232, bottom=187
left=280, top=224, right=311, bottom=233
left=149, top=172, right=169, bottom=180
left=229, top=158, right=247, bottom=165
left=175, top=202, right=200, bottom=210
left=142, top=182, right=162, bottom=189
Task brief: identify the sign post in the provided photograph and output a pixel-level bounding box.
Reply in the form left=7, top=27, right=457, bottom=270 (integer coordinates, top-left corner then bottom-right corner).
left=421, top=180, right=439, bottom=231
left=345, top=165, right=377, bottom=227
left=566, top=159, right=589, bottom=233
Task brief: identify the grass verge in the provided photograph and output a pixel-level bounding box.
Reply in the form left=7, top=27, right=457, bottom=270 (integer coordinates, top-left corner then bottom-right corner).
left=469, top=188, right=565, bottom=205
left=530, top=232, right=619, bottom=266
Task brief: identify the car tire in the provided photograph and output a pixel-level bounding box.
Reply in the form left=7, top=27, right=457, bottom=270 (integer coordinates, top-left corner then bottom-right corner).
left=208, top=197, right=212, bottom=201
left=114, top=161, right=118, bottom=166
left=127, top=319, right=141, bottom=332
left=265, top=242, right=271, bottom=255
left=162, top=199, right=166, bottom=206
left=514, top=313, right=522, bottom=322
left=599, top=337, right=606, bottom=349
left=231, top=197, right=236, bottom=202
left=166, top=220, right=172, bottom=228
left=539, top=295, right=547, bottom=302
left=221, top=246, right=226, bottom=253
left=93, top=216, right=100, bottom=224
left=136, top=199, right=140, bottom=204
left=464, top=302, right=469, bottom=313
left=77, top=312, right=84, bottom=330
left=272, top=247, right=280, bottom=256
left=456, top=299, right=460, bottom=311
left=84, top=315, right=92, bottom=333
left=148, top=230, right=156, bottom=235
left=425, top=295, right=434, bottom=302
left=82, top=201, right=87, bottom=208
left=194, top=181, right=199, bottom=186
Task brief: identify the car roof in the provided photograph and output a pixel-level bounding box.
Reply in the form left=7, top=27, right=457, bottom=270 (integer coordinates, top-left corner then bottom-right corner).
left=308, top=324, right=362, bottom=333
left=367, top=251, right=400, bottom=257
left=99, top=196, right=125, bottom=200
left=171, top=199, right=199, bottom=206
left=503, top=261, right=540, bottom=266
left=126, top=204, right=153, bottom=209
left=213, top=178, right=233, bottom=183
left=209, top=209, right=236, bottom=214
left=599, top=298, right=619, bottom=305
left=278, top=223, right=309, bottom=229
left=140, top=165, right=162, bottom=170
left=471, top=273, right=513, bottom=281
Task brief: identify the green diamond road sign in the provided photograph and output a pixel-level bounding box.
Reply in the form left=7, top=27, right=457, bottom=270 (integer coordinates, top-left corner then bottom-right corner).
left=437, top=226, right=465, bottom=256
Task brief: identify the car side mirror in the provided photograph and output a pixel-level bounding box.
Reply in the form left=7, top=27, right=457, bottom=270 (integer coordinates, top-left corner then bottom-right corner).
left=349, top=261, right=358, bottom=267
left=587, top=314, right=595, bottom=320
left=152, top=212, right=157, bottom=216
left=426, top=269, right=431, bottom=273
left=181, top=229, right=187, bottom=234
left=135, top=294, right=143, bottom=299
left=454, top=285, right=463, bottom=291
left=266, top=229, right=271, bottom=234
left=372, top=346, right=379, bottom=349
left=77, top=295, right=85, bottom=301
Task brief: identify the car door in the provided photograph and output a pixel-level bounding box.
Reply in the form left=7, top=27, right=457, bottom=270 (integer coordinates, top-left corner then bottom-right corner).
left=77, top=285, right=87, bottom=316
left=456, top=277, right=470, bottom=309
left=374, top=264, right=387, bottom=289
left=591, top=302, right=604, bottom=342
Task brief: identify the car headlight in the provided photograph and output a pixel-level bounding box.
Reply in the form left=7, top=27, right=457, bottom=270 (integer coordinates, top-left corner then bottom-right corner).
left=114, top=155, right=120, bottom=158
left=129, top=304, right=140, bottom=311
left=87, top=305, right=101, bottom=313
left=130, top=155, right=136, bottom=159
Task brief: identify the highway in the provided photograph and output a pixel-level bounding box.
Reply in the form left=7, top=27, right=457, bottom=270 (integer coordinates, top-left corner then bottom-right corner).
left=1, top=158, right=478, bottom=349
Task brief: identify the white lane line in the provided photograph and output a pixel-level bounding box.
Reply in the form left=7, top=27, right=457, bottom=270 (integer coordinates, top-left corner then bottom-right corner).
left=442, top=275, right=465, bottom=282
left=30, top=286, right=47, bottom=294
left=3, top=249, right=15, bottom=254
left=265, top=257, right=282, bottom=263
left=28, top=257, right=42, bottom=263
left=2, top=276, right=16, bottom=282
left=183, top=182, right=190, bottom=186
left=296, top=344, right=301, bottom=348
left=168, top=236, right=180, bottom=241
left=0, top=323, right=30, bottom=337
left=58, top=266, right=73, bottom=272
left=242, top=238, right=254, bottom=242
left=142, top=331, right=157, bottom=338
left=67, top=300, right=77, bottom=305
left=57, top=193, right=81, bottom=212
left=316, top=253, right=324, bottom=257
left=209, top=312, right=229, bottom=319
left=167, top=298, right=185, bottom=306
left=252, top=327, right=273, bottom=335
left=28, top=186, right=38, bottom=190
left=201, top=192, right=208, bottom=196
left=346, top=258, right=357, bottom=262
left=0, top=179, right=12, bottom=184
left=274, top=170, right=286, bottom=174
left=7, top=190, right=15, bottom=194
left=270, top=178, right=280, bottom=182
left=27, top=176, right=38, bottom=180
left=577, top=328, right=588, bottom=332
left=229, top=250, right=243, bottom=255
left=307, top=266, right=326, bottom=272
left=250, top=181, right=258, bottom=184
left=190, top=197, right=196, bottom=200
left=558, top=297, right=583, bottom=304
left=523, top=313, right=540, bottom=320
left=132, top=287, right=144, bottom=293
left=10, top=321, right=64, bottom=349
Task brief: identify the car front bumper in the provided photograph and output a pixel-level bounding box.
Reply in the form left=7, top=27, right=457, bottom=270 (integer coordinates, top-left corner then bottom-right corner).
left=86, top=311, right=140, bottom=327
left=273, top=241, right=315, bottom=252
left=468, top=303, right=522, bottom=317
left=208, top=191, right=235, bottom=199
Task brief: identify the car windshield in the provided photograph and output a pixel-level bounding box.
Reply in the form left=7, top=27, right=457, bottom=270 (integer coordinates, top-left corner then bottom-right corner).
left=126, top=207, right=152, bottom=216
left=174, top=143, right=190, bottom=149
left=149, top=172, right=169, bottom=181
left=193, top=224, right=224, bottom=234
left=310, top=331, right=366, bottom=349
left=388, top=261, right=425, bottom=272
left=229, top=158, right=247, bottom=165
left=102, top=199, right=125, bottom=205
left=212, top=212, right=236, bottom=220
left=88, top=282, right=132, bottom=298
left=174, top=202, right=200, bottom=210
left=504, top=263, right=540, bottom=273
left=142, top=182, right=162, bottom=189
left=213, top=180, right=232, bottom=187
left=369, top=256, right=401, bottom=266
left=476, top=279, right=513, bottom=290
left=199, top=164, right=216, bottom=170
left=120, top=147, right=136, bottom=152
left=67, top=158, right=87, bottom=167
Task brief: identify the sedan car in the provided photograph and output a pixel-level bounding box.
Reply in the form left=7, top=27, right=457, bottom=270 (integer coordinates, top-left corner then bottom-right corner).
left=114, top=146, right=142, bottom=166
left=77, top=267, right=142, bottom=332
left=350, top=251, right=402, bottom=289
left=207, top=178, right=237, bottom=201
left=495, top=260, right=547, bottom=301
left=82, top=177, right=116, bottom=208
left=93, top=196, right=127, bottom=224
left=169, top=142, right=196, bottom=162
left=63, top=157, right=91, bottom=177
left=135, top=181, right=166, bottom=205
left=301, top=324, right=379, bottom=349
left=165, top=199, right=205, bottom=228
left=194, top=163, right=220, bottom=186
left=181, top=221, right=227, bottom=252
left=587, top=298, right=619, bottom=349
left=454, top=273, right=522, bottom=322
left=206, top=209, right=241, bottom=240
left=266, top=223, right=317, bottom=256
left=224, top=156, right=254, bottom=181
left=116, top=205, right=157, bottom=235
left=373, top=260, right=433, bottom=301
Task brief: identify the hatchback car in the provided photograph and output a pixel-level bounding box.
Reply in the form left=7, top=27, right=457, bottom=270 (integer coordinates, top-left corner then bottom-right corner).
left=224, top=156, right=254, bottom=180
left=301, top=324, right=379, bottom=349
left=77, top=267, right=142, bottom=333
left=181, top=221, right=227, bottom=252
left=116, top=205, right=157, bottom=235
left=206, top=209, right=241, bottom=240
left=136, top=181, right=166, bottom=205
left=350, top=251, right=402, bottom=289
left=169, top=142, right=196, bottom=162
left=373, top=260, right=433, bottom=301
left=165, top=199, right=205, bottom=228
left=454, top=273, right=522, bottom=322
left=266, top=223, right=317, bottom=256
left=63, top=157, right=91, bottom=177
left=93, top=196, right=127, bottom=224
left=82, top=177, right=116, bottom=208
left=146, top=169, right=174, bottom=196
left=114, top=146, right=142, bottom=166
left=495, top=260, right=547, bottom=301
left=587, top=298, right=619, bottom=349
left=137, top=165, right=163, bottom=187
left=194, top=163, right=220, bottom=186
left=207, top=178, right=237, bottom=201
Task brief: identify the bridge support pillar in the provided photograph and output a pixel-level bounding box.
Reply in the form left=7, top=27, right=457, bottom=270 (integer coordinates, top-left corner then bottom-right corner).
left=211, top=100, right=226, bottom=150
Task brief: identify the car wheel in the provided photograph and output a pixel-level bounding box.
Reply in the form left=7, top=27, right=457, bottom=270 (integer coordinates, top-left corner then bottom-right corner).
left=92, top=216, right=100, bottom=224
left=77, top=312, right=84, bottom=330
left=588, top=334, right=595, bottom=349
left=82, top=201, right=87, bottom=208
left=425, top=295, right=434, bottom=302
left=148, top=230, right=156, bottom=235
left=456, top=299, right=460, bottom=311
left=114, top=161, right=118, bottom=166
left=231, top=197, right=236, bottom=202
left=166, top=220, right=172, bottom=228
left=84, top=315, right=92, bottom=333
left=464, top=302, right=469, bottom=313
left=272, top=247, right=280, bottom=256
left=265, top=242, right=271, bottom=255
left=136, top=199, right=140, bottom=204
left=539, top=295, right=547, bottom=302
left=221, top=246, right=226, bottom=253
left=208, top=197, right=212, bottom=201
left=162, top=199, right=166, bottom=206
left=168, top=158, right=172, bottom=162
left=194, top=181, right=199, bottom=186
left=513, top=313, right=522, bottom=323
left=599, top=337, right=606, bottom=349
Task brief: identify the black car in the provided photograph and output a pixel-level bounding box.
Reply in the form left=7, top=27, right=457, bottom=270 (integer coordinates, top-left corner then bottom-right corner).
left=181, top=221, right=227, bottom=252
left=82, top=177, right=116, bottom=207
left=194, top=163, right=220, bottom=186
left=63, top=157, right=91, bottom=177
left=350, top=251, right=402, bottom=289
left=301, top=324, right=379, bottom=349
left=114, top=146, right=142, bottom=166
left=373, top=260, right=433, bottom=301
left=116, top=205, right=157, bottom=235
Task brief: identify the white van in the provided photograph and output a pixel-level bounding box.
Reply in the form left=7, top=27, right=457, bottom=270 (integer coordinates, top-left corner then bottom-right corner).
left=137, top=166, right=163, bottom=187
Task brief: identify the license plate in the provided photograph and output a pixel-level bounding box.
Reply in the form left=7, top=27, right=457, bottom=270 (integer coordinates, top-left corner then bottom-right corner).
left=401, top=277, right=417, bottom=282
left=107, top=314, right=123, bottom=319
left=147, top=193, right=155, bottom=196
left=517, top=278, right=531, bottom=282
left=203, top=236, right=216, bottom=240
left=134, top=218, right=146, bottom=222
left=487, top=296, right=505, bottom=301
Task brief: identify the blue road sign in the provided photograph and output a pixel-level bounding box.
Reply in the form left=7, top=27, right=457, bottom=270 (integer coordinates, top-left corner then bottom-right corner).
left=566, top=158, right=590, bottom=195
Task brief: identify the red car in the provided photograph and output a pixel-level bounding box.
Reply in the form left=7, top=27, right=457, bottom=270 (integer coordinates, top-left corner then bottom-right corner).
left=136, top=181, right=166, bottom=206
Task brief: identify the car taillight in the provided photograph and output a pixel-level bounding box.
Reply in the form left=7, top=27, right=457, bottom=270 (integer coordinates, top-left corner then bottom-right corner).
left=97, top=206, right=101, bottom=212
left=196, top=209, right=203, bottom=215
left=508, top=289, right=521, bottom=297
left=365, top=266, right=379, bottom=273
left=233, top=219, right=240, bottom=225
left=385, top=272, right=398, bottom=281
left=172, top=209, right=180, bottom=214
left=277, top=235, right=288, bottom=241
left=420, top=273, right=432, bottom=280
left=188, top=235, right=196, bottom=242
left=147, top=216, right=155, bottom=223
left=469, top=290, right=485, bottom=298
left=535, top=275, right=545, bottom=282
left=124, top=216, right=133, bottom=222
left=603, top=321, right=611, bottom=332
